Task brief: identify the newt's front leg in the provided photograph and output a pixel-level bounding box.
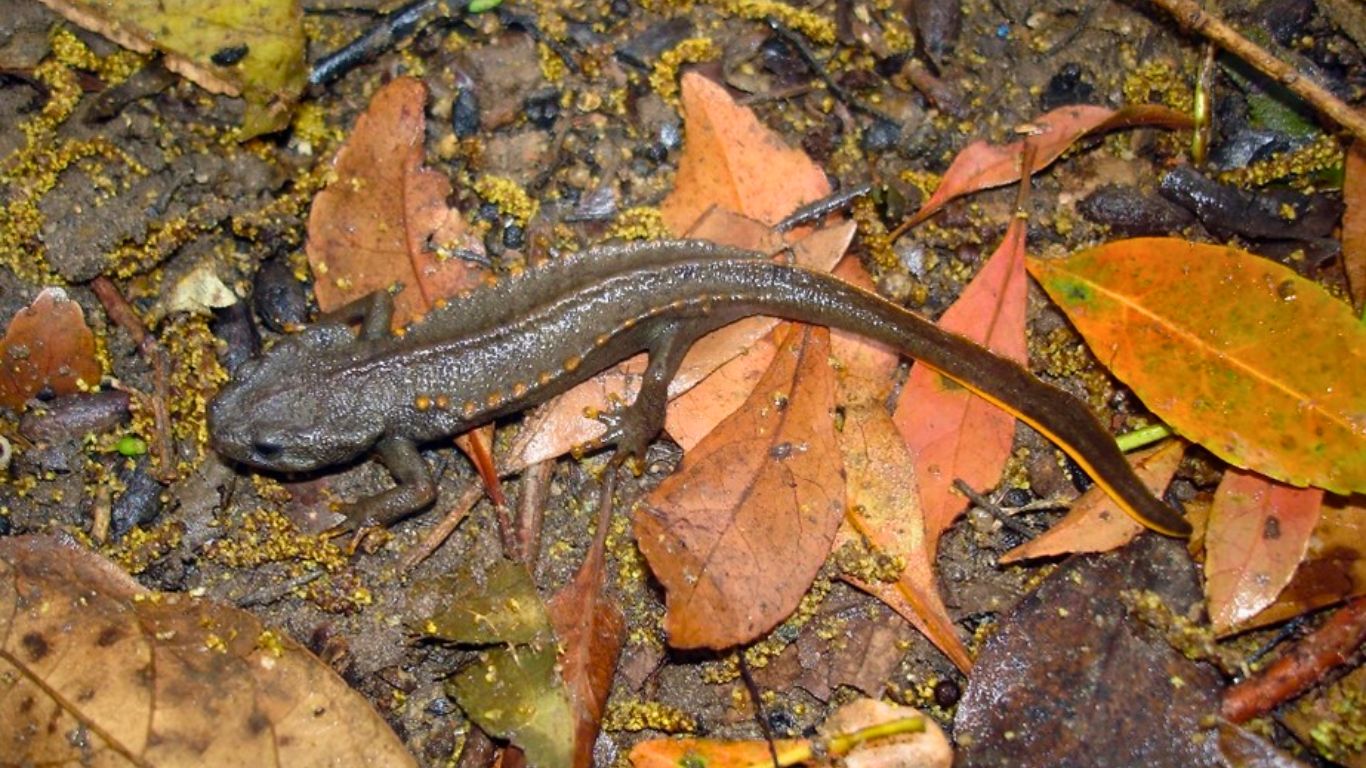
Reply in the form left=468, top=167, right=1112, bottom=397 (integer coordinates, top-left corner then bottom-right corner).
left=332, top=436, right=437, bottom=532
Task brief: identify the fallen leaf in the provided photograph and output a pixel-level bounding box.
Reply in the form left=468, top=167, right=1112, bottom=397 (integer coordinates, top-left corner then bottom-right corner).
left=892, top=210, right=1027, bottom=557
left=1345, top=141, right=1366, bottom=315
left=1028, top=237, right=1366, bottom=495
left=1205, top=470, right=1323, bottom=635
left=753, top=603, right=918, bottom=701
left=37, top=0, right=306, bottom=138
left=421, top=559, right=574, bottom=768
left=307, top=76, right=484, bottom=330
left=448, top=643, right=573, bottom=768
left=896, top=104, right=1192, bottom=233
left=634, top=325, right=843, bottom=649
left=0, top=288, right=102, bottom=410
left=999, top=440, right=1187, bottom=562
left=1238, top=494, right=1366, bottom=630
left=827, top=258, right=972, bottom=672
left=659, top=72, right=831, bottom=235
left=956, top=535, right=1235, bottom=767
left=628, top=699, right=944, bottom=768
left=0, top=535, right=415, bottom=767
left=545, top=487, right=626, bottom=768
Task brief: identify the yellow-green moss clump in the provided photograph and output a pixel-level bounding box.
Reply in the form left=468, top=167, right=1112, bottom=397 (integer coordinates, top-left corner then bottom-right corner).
left=607, top=207, right=671, bottom=241
left=710, top=0, right=836, bottom=45
left=104, top=519, right=185, bottom=574
left=205, top=508, right=349, bottom=573
left=474, top=175, right=540, bottom=226
left=603, top=698, right=698, bottom=733
left=1122, top=60, right=1193, bottom=112
left=1216, top=134, right=1342, bottom=189
left=650, top=38, right=722, bottom=105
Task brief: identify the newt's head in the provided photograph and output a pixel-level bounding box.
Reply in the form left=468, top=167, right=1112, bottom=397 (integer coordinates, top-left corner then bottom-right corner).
left=208, top=325, right=384, bottom=473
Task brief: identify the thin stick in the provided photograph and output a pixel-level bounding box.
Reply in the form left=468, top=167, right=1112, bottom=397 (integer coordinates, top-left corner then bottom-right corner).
left=1149, top=0, right=1366, bottom=144
left=400, top=481, right=483, bottom=571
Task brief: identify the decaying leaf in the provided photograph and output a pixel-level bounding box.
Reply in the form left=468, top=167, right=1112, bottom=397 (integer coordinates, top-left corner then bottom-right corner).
left=896, top=104, right=1192, bottom=232
left=37, top=0, right=306, bottom=138
left=0, top=535, right=416, bottom=767
left=1205, top=469, right=1323, bottom=635
left=1029, top=238, right=1366, bottom=496
left=634, top=325, right=843, bottom=649
left=1000, top=440, right=1187, bottom=562
left=1278, top=658, right=1366, bottom=766
left=0, top=288, right=102, bottom=410
left=307, top=76, right=484, bottom=330
left=545, top=486, right=626, bottom=768
left=827, top=258, right=971, bottom=672
left=422, top=559, right=575, bottom=768
left=659, top=72, right=831, bottom=235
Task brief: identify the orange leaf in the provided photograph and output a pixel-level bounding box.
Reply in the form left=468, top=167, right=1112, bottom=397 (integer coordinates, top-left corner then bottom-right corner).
left=306, top=76, right=484, bottom=329
left=1028, top=238, right=1366, bottom=495
left=999, top=440, right=1187, bottom=563
left=1344, top=140, right=1366, bottom=314
left=633, top=325, right=843, bottom=649
left=827, top=258, right=972, bottom=672
left=898, top=104, right=1192, bottom=231
left=0, top=288, right=102, bottom=410
left=1233, top=494, right=1366, bottom=630
left=892, top=215, right=1027, bottom=552
left=1205, top=469, right=1323, bottom=634
left=659, top=72, right=831, bottom=235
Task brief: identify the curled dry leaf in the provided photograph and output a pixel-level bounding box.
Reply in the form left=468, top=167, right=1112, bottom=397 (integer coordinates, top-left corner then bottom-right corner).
left=1205, top=469, right=1323, bottom=635
left=1000, top=440, right=1187, bottom=563
left=1029, top=238, right=1366, bottom=496
left=0, top=535, right=415, bottom=767
left=0, top=288, right=102, bottom=410
left=634, top=325, right=843, bottom=649
left=37, top=0, right=306, bottom=138
left=896, top=104, right=1193, bottom=232
left=306, top=76, right=484, bottom=330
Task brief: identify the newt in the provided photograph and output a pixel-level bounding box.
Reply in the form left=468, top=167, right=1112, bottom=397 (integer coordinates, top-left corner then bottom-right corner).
left=208, top=239, right=1191, bottom=537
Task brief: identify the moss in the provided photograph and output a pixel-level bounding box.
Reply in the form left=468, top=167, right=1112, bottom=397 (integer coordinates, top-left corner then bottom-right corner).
left=710, top=0, right=835, bottom=45
left=1123, top=60, right=1194, bottom=112
left=650, top=38, right=721, bottom=105
left=603, top=698, right=699, bottom=733
left=104, top=519, right=185, bottom=574
left=1216, top=134, right=1343, bottom=189
left=205, top=508, right=349, bottom=573
left=607, top=207, right=671, bottom=241
left=473, top=175, right=539, bottom=226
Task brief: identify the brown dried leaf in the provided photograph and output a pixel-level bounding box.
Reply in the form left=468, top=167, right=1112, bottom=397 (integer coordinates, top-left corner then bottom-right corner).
left=1344, top=140, right=1366, bottom=314
left=307, top=76, right=483, bottom=330
left=634, top=325, right=844, bottom=649
left=0, top=535, right=415, bottom=767
left=0, top=288, right=102, bottom=410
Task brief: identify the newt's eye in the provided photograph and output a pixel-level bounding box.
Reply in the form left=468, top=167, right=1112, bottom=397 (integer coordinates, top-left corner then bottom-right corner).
left=252, top=440, right=284, bottom=460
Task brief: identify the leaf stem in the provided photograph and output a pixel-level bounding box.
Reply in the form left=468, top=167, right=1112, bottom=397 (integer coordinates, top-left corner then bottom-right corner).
left=1116, top=424, right=1173, bottom=452
left=738, top=716, right=925, bottom=768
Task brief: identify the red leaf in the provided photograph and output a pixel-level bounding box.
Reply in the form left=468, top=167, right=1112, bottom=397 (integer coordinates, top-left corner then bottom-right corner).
left=1205, top=469, right=1323, bottom=635
left=896, top=104, right=1192, bottom=233
left=0, top=288, right=102, bottom=410
left=1344, top=140, right=1366, bottom=314
left=892, top=214, right=1028, bottom=554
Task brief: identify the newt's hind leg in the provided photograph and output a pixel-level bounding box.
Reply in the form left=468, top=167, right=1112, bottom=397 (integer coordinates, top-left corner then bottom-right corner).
left=578, top=322, right=700, bottom=471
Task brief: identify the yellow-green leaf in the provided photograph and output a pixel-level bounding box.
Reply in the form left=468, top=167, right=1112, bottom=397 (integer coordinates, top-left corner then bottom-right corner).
left=38, top=0, right=305, bottom=138
left=1028, top=237, right=1366, bottom=494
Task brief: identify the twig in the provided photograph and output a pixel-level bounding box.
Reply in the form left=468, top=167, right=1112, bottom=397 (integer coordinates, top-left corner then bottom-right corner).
left=765, top=19, right=895, bottom=124
left=310, top=0, right=468, bottom=87
left=952, top=479, right=1037, bottom=539
left=1149, top=0, right=1366, bottom=144
left=1222, top=596, right=1366, bottom=723
left=400, top=481, right=483, bottom=571
left=90, top=277, right=176, bottom=481
left=511, top=459, right=554, bottom=566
